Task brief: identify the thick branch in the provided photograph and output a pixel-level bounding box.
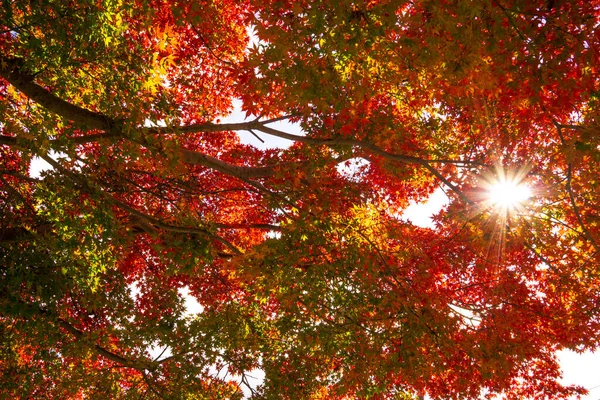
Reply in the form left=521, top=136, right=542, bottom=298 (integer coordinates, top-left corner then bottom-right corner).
left=12, top=299, right=155, bottom=371
left=0, top=169, right=40, bottom=182
left=181, top=149, right=277, bottom=179
left=151, top=120, right=476, bottom=202
left=56, top=318, right=151, bottom=369
left=0, top=224, right=52, bottom=244
left=111, top=196, right=243, bottom=254
left=254, top=124, right=474, bottom=203
left=0, top=135, right=18, bottom=146
left=254, top=123, right=478, bottom=165
left=146, top=121, right=259, bottom=135
left=0, top=58, right=281, bottom=182
left=0, top=56, right=113, bottom=130
left=142, top=115, right=296, bottom=136
left=215, top=223, right=280, bottom=230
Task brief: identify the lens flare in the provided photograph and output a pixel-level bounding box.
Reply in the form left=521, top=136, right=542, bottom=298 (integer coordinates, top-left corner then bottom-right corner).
left=488, top=179, right=531, bottom=210
left=477, top=166, right=533, bottom=267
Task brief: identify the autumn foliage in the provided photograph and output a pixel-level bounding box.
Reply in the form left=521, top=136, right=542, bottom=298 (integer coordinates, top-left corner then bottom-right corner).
left=1, top=0, right=599, bottom=398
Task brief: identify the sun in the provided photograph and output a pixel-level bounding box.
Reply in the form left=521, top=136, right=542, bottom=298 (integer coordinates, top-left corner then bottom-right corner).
left=484, top=168, right=532, bottom=212
left=489, top=179, right=531, bottom=209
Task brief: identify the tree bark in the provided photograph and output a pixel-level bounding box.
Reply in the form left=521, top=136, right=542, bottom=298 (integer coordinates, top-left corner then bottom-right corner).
left=0, top=56, right=114, bottom=131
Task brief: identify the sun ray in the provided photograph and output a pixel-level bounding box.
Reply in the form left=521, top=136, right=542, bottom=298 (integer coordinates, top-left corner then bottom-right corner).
left=483, top=166, right=532, bottom=214
left=476, top=166, right=533, bottom=268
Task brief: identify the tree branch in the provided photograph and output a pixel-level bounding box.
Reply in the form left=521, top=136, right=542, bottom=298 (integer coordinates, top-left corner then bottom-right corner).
left=215, top=223, right=280, bottom=230
left=0, top=169, right=40, bottom=182
left=0, top=224, right=53, bottom=244
left=253, top=123, right=475, bottom=203
left=1, top=55, right=474, bottom=203
left=565, top=165, right=600, bottom=254
left=554, top=122, right=600, bottom=254
left=0, top=134, right=18, bottom=146
left=12, top=299, right=156, bottom=371
left=0, top=58, right=288, bottom=182
left=180, top=149, right=277, bottom=179
left=57, top=318, right=154, bottom=370
left=0, top=56, right=114, bottom=131
left=38, top=153, right=244, bottom=254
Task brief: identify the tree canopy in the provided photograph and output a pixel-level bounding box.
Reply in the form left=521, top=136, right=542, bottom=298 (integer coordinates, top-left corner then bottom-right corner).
left=1, top=0, right=599, bottom=398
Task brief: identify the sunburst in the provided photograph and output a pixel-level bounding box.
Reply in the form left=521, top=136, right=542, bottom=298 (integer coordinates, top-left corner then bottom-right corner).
left=488, top=178, right=531, bottom=211
left=483, top=167, right=532, bottom=214
left=476, top=166, right=533, bottom=267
